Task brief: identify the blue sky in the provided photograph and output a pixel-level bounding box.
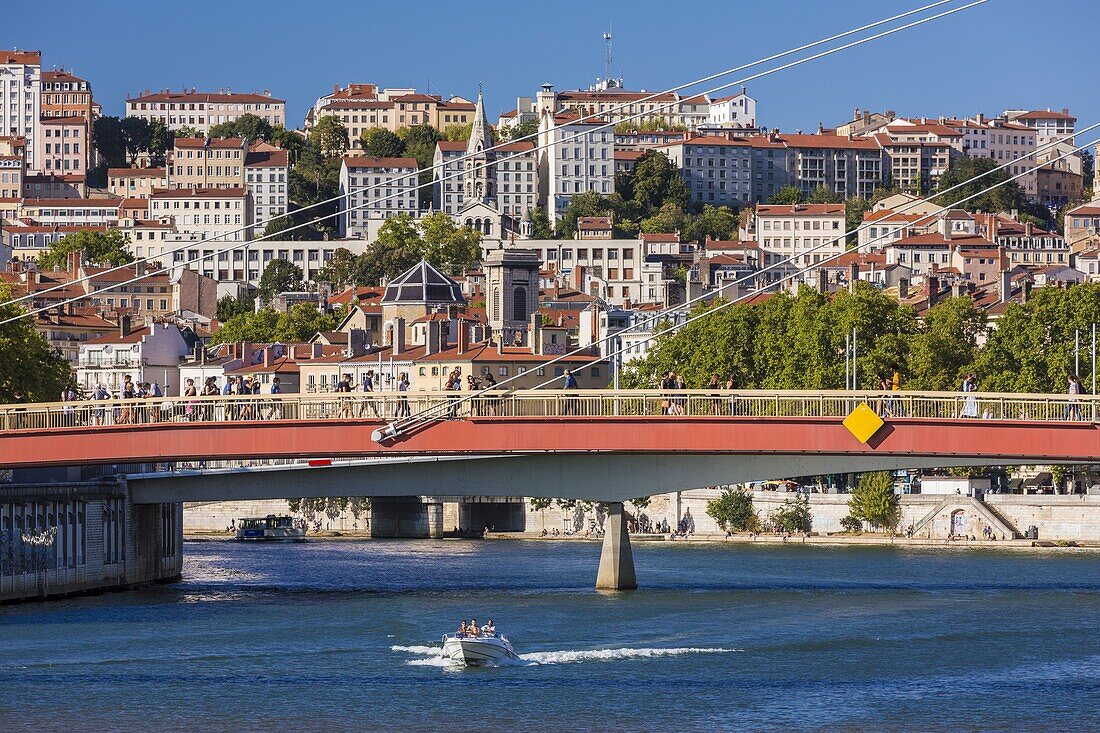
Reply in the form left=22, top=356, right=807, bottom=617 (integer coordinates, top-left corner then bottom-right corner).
left=8, top=0, right=1097, bottom=139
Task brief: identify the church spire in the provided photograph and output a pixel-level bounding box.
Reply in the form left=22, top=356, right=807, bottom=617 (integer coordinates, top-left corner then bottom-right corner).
left=466, top=85, right=492, bottom=157
left=464, top=85, right=495, bottom=204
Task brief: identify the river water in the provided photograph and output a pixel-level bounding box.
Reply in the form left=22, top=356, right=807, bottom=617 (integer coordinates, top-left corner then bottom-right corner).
left=2, top=539, right=1099, bottom=732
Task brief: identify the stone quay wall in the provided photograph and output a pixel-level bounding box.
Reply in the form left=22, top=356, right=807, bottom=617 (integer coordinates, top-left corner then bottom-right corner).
left=1, top=481, right=182, bottom=603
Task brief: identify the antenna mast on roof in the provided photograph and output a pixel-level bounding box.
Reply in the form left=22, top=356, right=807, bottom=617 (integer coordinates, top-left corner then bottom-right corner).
left=603, top=26, right=613, bottom=83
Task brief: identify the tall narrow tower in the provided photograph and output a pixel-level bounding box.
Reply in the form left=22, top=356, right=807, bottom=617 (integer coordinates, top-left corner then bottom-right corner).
left=464, top=86, right=494, bottom=204
left=603, top=28, right=613, bottom=84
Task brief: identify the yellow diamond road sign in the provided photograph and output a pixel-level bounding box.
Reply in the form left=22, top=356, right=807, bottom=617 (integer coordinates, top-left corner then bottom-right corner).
left=843, top=402, right=884, bottom=444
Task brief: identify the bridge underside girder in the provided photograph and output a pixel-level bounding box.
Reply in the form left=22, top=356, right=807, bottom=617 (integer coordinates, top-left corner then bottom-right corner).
left=127, top=453, right=1001, bottom=505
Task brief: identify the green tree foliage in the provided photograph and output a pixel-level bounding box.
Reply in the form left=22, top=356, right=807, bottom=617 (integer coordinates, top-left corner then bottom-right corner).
left=309, top=116, right=349, bottom=158
left=623, top=283, right=917, bottom=390
left=0, top=284, right=72, bottom=403
left=149, top=120, right=172, bottom=161
left=622, top=151, right=689, bottom=212
left=845, top=196, right=872, bottom=243
left=119, top=117, right=153, bottom=163
left=398, top=125, right=442, bottom=208
left=971, top=283, right=1100, bottom=393
left=502, top=118, right=538, bottom=141
left=685, top=205, right=738, bottom=242
left=313, top=247, right=359, bottom=289
left=353, top=213, right=482, bottom=283
left=212, top=303, right=342, bottom=345
left=39, top=230, right=134, bottom=270
left=360, top=127, right=405, bottom=158
left=613, top=118, right=688, bottom=133
left=767, top=185, right=804, bottom=205
left=806, top=185, right=843, bottom=204
left=768, top=494, right=812, bottom=533
left=92, top=116, right=127, bottom=167
left=908, top=296, right=987, bottom=390
left=932, top=157, right=1025, bottom=213
left=209, top=113, right=274, bottom=142
left=706, top=487, right=758, bottom=532
left=558, top=191, right=640, bottom=239
left=846, top=471, right=900, bottom=533
left=216, top=294, right=255, bottom=322
left=419, top=212, right=482, bottom=275
left=442, top=123, right=474, bottom=142
left=529, top=497, right=553, bottom=511
left=270, top=125, right=306, bottom=160
left=527, top=206, right=553, bottom=239
left=258, top=259, right=305, bottom=302
left=288, top=147, right=342, bottom=238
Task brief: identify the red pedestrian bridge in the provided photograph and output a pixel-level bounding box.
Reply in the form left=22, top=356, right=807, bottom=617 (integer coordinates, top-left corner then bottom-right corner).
left=2, top=390, right=1097, bottom=478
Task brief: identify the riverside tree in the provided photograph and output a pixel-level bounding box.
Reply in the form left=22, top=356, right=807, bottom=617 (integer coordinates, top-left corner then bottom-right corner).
left=706, top=487, right=758, bottom=532
left=845, top=471, right=900, bottom=533
left=0, top=284, right=72, bottom=402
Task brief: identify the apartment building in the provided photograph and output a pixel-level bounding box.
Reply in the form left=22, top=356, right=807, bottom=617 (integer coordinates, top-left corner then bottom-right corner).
left=21, top=197, right=121, bottom=226
left=38, top=115, right=87, bottom=175
left=150, top=187, right=252, bottom=244
left=661, top=136, right=753, bottom=207
left=706, top=88, right=757, bottom=128
left=540, top=82, right=711, bottom=130
left=125, top=89, right=285, bottom=135
left=40, top=69, right=93, bottom=169
left=169, top=136, right=247, bottom=189
left=971, top=213, right=1068, bottom=267
left=538, top=112, right=615, bottom=221
left=779, top=133, right=884, bottom=199
left=497, top=237, right=645, bottom=305
left=305, top=83, right=475, bottom=138
left=337, top=156, right=418, bottom=238
left=108, top=167, right=168, bottom=198
left=0, top=152, right=22, bottom=197
left=747, top=203, right=846, bottom=282
left=1, top=50, right=41, bottom=170
left=244, top=142, right=289, bottom=226
left=943, top=115, right=1038, bottom=197
left=1061, top=201, right=1100, bottom=252
left=1007, top=108, right=1075, bottom=147
left=872, top=121, right=963, bottom=194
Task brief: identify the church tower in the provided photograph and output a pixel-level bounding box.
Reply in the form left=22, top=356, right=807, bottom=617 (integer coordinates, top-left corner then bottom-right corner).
left=464, top=87, right=495, bottom=205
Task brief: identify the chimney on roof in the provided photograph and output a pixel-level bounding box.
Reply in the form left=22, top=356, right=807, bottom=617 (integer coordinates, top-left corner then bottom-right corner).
left=817, top=268, right=828, bottom=293
left=817, top=122, right=824, bottom=134
left=530, top=312, right=543, bottom=355
left=848, top=262, right=859, bottom=293
left=999, top=270, right=1011, bottom=304
left=1022, top=278, right=1032, bottom=303
left=263, top=347, right=274, bottom=368
left=451, top=319, right=467, bottom=355
left=349, top=327, right=367, bottom=357
left=9, top=259, right=22, bottom=274
left=853, top=107, right=861, bottom=121
left=1025, top=221, right=1033, bottom=237
left=119, top=314, right=132, bottom=338
left=393, top=316, right=406, bottom=355
left=899, top=277, right=910, bottom=300
left=1062, top=108, right=1069, bottom=116
left=68, top=250, right=80, bottom=277
left=927, top=275, right=940, bottom=307
left=311, top=342, right=323, bottom=358
left=334, top=83, right=340, bottom=94
left=424, top=320, right=441, bottom=356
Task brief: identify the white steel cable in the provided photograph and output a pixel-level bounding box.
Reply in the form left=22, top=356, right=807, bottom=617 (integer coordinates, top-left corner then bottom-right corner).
left=374, top=124, right=1092, bottom=438
left=6, top=0, right=966, bottom=308
left=2, top=0, right=987, bottom=324
left=528, top=137, right=1100, bottom=391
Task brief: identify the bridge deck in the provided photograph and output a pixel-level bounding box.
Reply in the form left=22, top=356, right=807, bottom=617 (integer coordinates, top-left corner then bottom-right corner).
left=1, top=390, right=1098, bottom=469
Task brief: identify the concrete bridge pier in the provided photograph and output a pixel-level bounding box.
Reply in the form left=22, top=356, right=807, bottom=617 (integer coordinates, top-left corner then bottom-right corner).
left=426, top=499, right=444, bottom=539
left=596, top=501, right=637, bottom=591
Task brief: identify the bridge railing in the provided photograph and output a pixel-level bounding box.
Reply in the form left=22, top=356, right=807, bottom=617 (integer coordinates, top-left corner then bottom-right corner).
left=0, top=389, right=1095, bottom=432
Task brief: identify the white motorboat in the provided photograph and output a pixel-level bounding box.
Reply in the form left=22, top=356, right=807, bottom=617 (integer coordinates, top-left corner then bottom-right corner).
left=441, top=633, right=518, bottom=666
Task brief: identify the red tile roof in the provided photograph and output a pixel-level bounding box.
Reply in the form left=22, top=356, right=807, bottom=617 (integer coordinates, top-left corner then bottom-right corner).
left=437, top=141, right=467, bottom=152
left=756, top=203, right=844, bottom=216
left=151, top=187, right=247, bottom=198
left=0, top=51, right=41, bottom=65
left=1015, top=110, right=1075, bottom=121
left=342, top=156, right=418, bottom=169
left=108, top=167, right=166, bottom=178
left=130, top=91, right=284, bottom=104
left=40, top=116, right=87, bottom=126
left=42, top=69, right=88, bottom=84
left=174, top=137, right=246, bottom=149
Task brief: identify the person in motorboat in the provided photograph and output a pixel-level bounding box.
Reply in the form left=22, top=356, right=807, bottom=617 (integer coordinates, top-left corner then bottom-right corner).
left=483, top=620, right=496, bottom=636
left=457, top=620, right=468, bottom=637
left=468, top=619, right=480, bottom=636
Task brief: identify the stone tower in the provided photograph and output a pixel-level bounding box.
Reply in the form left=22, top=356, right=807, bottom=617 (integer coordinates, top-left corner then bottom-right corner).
left=483, top=246, right=540, bottom=346
left=464, top=87, right=494, bottom=204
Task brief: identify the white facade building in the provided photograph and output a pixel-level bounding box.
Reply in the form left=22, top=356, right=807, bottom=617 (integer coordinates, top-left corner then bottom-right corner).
left=661, top=136, right=754, bottom=207
left=244, top=143, right=289, bottom=226
left=76, top=321, right=197, bottom=397
left=150, top=187, right=252, bottom=245
left=538, top=113, right=615, bottom=222
left=706, top=89, right=756, bottom=128
left=337, top=156, right=418, bottom=238
left=1, top=50, right=41, bottom=170
left=750, top=203, right=846, bottom=283
left=125, top=90, right=285, bottom=135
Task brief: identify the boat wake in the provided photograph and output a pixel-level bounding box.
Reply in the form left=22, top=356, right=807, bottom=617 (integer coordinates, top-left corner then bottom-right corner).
left=391, top=644, right=739, bottom=667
